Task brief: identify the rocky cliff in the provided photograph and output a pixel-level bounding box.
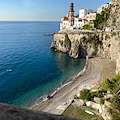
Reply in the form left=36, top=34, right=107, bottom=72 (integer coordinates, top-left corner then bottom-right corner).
left=51, top=32, right=120, bottom=73
left=106, top=0, right=120, bottom=30
left=51, top=0, right=120, bottom=73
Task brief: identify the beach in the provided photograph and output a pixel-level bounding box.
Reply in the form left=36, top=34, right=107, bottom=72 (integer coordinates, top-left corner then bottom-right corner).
left=32, top=58, right=116, bottom=115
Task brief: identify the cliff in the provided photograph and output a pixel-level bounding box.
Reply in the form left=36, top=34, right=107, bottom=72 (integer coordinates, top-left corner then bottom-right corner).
left=51, top=32, right=120, bottom=73
left=51, top=0, right=120, bottom=73
left=106, top=0, right=120, bottom=30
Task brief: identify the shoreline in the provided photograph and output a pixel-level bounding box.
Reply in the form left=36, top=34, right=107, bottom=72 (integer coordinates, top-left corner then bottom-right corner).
left=31, top=58, right=116, bottom=115
left=28, top=58, right=87, bottom=109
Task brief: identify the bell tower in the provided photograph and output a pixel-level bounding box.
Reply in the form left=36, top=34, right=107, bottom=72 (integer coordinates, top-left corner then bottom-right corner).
left=68, top=3, right=74, bottom=26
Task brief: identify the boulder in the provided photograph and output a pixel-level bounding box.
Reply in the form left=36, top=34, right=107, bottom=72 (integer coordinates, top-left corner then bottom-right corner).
left=86, top=101, right=100, bottom=111
left=94, top=97, right=100, bottom=104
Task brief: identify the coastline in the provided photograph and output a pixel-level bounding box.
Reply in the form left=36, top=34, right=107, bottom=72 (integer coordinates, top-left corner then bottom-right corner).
left=28, top=58, right=87, bottom=109
left=31, top=58, right=116, bottom=115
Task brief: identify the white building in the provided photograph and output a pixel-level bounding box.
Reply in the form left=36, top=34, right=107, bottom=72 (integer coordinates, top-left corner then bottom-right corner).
left=84, top=13, right=96, bottom=22
left=97, top=1, right=112, bottom=14
left=74, top=18, right=84, bottom=28
left=79, top=9, right=93, bottom=19
left=60, top=17, right=70, bottom=30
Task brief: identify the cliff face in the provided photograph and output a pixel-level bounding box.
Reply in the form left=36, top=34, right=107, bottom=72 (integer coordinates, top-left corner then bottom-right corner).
left=51, top=32, right=120, bottom=73
left=106, top=0, right=120, bottom=30
left=51, top=33, right=99, bottom=58
left=51, top=0, right=120, bottom=73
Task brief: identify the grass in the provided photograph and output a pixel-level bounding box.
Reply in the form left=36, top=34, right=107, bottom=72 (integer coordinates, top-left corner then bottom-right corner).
left=62, top=105, right=101, bottom=120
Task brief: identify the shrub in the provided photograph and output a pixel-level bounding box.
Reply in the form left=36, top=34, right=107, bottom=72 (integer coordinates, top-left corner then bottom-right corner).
left=111, top=32, right=116, bottom=37
left=90, top=91, right=104, bottom=98
left=80, top=89, right=91, bottom=101
left=83, top=24, right=91, bottom=30
left=102, top=79, right=115, bottom=91
left=94, top=6, right=112, bottom=29
left=100, top=98, right=104, bottom=105
left=114, top=72, right=120, bottom=81
left=84, top=35, right=102, bottom=51
left=64, top=34, right=71, bottom=49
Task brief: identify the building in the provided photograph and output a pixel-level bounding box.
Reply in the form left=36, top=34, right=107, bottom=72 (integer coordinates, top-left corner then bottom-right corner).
left=97, top=1, right=112, bottom=14
left=84, top=13, right=96, bottom=22
left=79, top=9, right=93, bottom=19
left=60, top=17, right=69, bottom=30
left=68, top=3, right=74, bottom=26
left=74, top=18, right=84, bottom=28
left=60, top=3, right=75, bottom=30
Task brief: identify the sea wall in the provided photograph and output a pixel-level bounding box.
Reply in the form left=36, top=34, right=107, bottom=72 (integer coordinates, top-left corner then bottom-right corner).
left=51, top=32, right=120, bottom=73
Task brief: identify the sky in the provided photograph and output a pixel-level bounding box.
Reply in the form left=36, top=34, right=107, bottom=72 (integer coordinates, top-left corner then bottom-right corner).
left=0, top=0, right=111, bottom=21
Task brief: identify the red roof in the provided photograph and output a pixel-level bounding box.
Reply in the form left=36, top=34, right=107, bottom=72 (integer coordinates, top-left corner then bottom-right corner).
left=63, top=19, right=69, bottom=21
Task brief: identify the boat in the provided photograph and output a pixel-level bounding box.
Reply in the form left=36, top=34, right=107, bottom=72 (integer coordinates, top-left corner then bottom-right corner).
left=6, top=69, right=12, bottom=72
left=85, top=110, right=95, bottom=115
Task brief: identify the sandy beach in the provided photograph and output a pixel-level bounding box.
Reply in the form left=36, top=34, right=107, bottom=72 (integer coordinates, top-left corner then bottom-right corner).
left=32, top=58, right=116, bottom=115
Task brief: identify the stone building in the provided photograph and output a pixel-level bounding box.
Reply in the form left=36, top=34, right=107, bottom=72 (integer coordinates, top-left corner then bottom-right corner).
left=60, top=3, right=76, bottom=30
left=68, top=3, right=74, bottom=26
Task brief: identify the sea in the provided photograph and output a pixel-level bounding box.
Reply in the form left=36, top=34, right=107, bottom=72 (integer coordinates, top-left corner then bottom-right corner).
left=0, top=21, right=85, bottom=107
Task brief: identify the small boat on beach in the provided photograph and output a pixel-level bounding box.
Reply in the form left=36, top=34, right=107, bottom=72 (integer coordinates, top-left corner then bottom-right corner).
left=85, top=110, right=95, bottom=115
left=6, top=69, right=12, bottom=72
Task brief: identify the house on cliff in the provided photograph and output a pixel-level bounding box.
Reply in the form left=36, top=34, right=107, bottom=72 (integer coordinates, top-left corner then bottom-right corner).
left=60, top=3, right=96, bottom=30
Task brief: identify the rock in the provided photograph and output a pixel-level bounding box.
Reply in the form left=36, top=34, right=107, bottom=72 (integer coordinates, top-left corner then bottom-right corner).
left=79, top=99, right=84, bottom=106
left=86, top=101, right=100, bottom=111
left=101, top=105, right=112, bottom=120
left=74, top=99, right=84, bottom=106
left=104, top=100, right=111, bottom=108
left=106, top=94, right=113, bottom=99
left=94, top=97, right=100, bottom=104
left=0, top=103, right=77, bottom=120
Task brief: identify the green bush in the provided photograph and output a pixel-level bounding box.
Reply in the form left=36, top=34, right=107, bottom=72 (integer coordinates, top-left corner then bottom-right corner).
left=90, top=91, right=104, bottom=98
left=100, top=98, right=104, bottom=105
left=103, top=79, right=115, bottom=91
left=94, top=6, right=112, bottom=29
left=84, top=35, right=102, bottom=50
left=114, top=72, right=120, bottom=81
left=80, top=89, right=91, bottom=101
left=111, top=32, right=117, bottom=37
left=83, top=24, right=91, bottom=30
left=64, top=34, right=71, bottom=49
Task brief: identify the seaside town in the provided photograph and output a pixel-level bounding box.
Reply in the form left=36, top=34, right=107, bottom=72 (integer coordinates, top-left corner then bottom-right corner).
left=0, top=0, right=120, bottom=120
left=60, top=1, right=112, bottom=31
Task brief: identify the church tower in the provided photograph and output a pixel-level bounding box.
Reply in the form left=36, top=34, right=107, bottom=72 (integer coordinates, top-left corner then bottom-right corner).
left=68, top=3, right=74, bottom=26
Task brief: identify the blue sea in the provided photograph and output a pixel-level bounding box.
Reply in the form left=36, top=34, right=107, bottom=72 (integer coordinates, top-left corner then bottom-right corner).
left=0, top=21, right=85, bottom=107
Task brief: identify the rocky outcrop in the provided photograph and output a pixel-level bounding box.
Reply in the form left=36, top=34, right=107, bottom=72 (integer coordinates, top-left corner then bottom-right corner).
left=51, top=32, right=120, bottom=73
left=51, top=0, right=120, bottom=73
left=0, top=102, right=77, bottom=120
left=106, top=0, right=120, bottom=30
left=51, top=33, right=99, bottom=58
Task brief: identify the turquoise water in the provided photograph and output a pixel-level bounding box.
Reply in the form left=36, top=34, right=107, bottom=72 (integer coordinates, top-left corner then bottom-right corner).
left=0, top=21, right=85, bottom=107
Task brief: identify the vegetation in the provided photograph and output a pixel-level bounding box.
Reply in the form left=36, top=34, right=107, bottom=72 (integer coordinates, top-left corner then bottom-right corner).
left=62, top=105, right=100, bottom=120
left=80, top=73, right=120, bottom=119
left=80, top=89, right=91, bottom=101
left=111, top=32, right=117, bottom=37
left=80, top=89, right=105, bottom=102
left=105, top=35, right=110, bottom=40
left=64, top=34, right=71, bottom=49
left=83, top=24, right=91, bottom=30
left=83, top=35, right=102, bottom=50
left=94, top=6, right=112, bottom=29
